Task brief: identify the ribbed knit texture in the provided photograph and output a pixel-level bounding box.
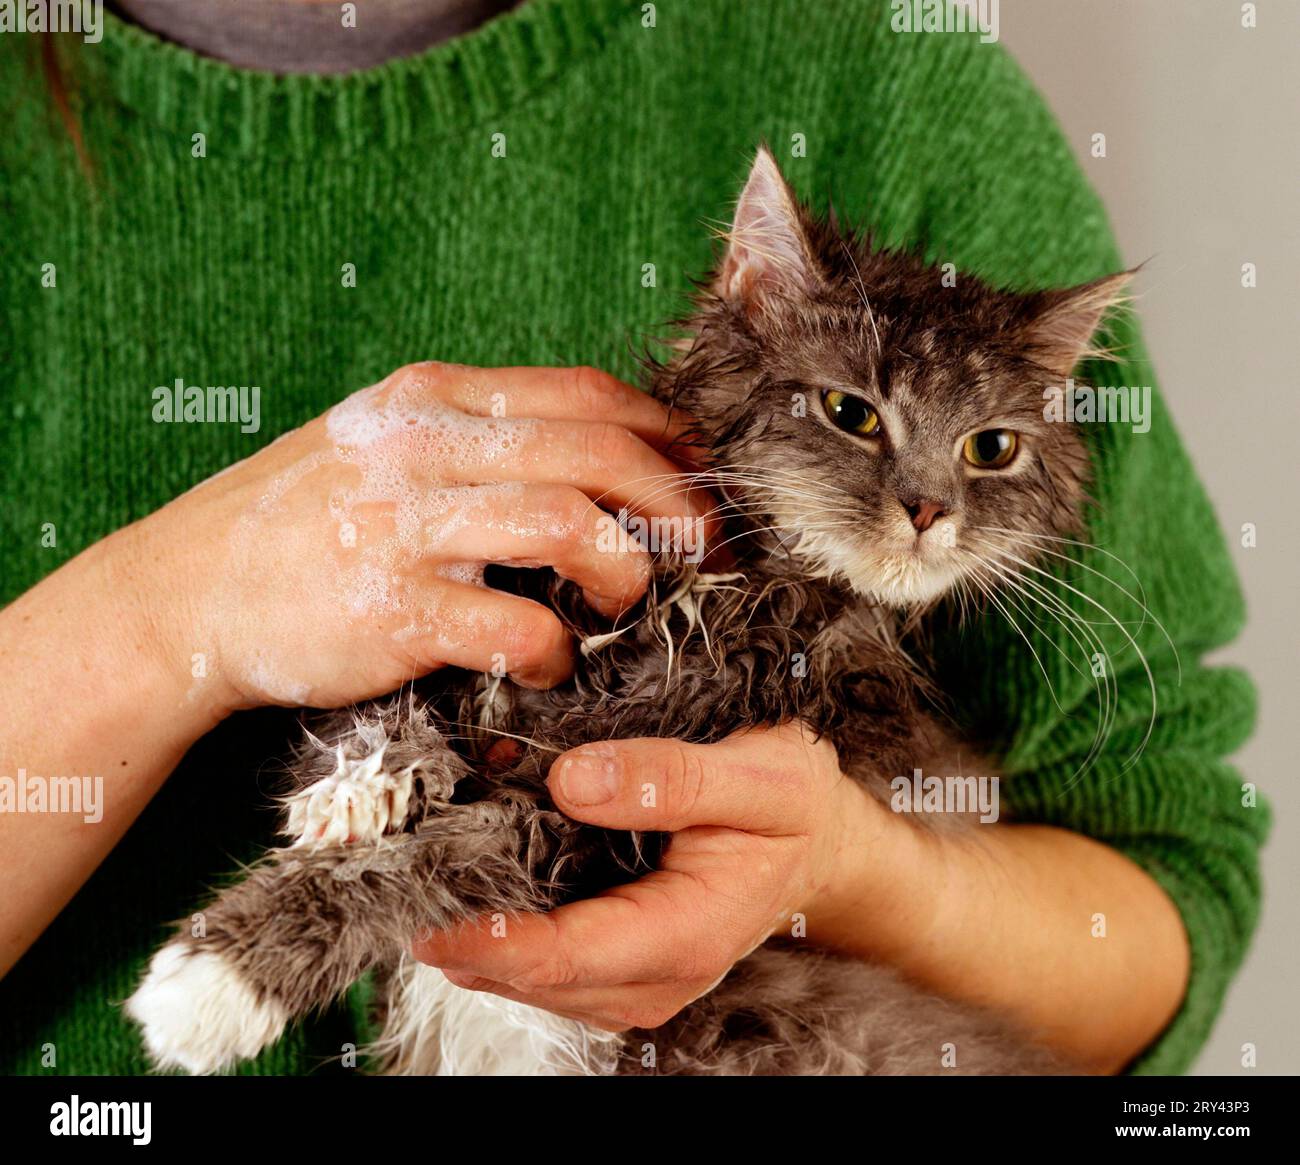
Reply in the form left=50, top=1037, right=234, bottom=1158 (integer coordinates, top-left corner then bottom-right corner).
left=0, top=0, right=1266, bottom=1075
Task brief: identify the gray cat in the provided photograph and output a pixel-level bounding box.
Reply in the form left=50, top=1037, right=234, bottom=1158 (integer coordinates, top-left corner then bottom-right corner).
left=127, top=148, right=1128, bottom=1076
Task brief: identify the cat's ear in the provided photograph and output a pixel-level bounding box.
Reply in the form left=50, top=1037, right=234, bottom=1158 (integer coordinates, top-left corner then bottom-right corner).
left=717, top=146, right=822, bottom=308
left=1023, top=270, right=1135, bottom=377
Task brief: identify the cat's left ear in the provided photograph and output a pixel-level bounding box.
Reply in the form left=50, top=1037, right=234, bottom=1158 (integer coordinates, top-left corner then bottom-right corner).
left=717, top=146, right=823, bottom=308
left=1022, top=270, right=1135, bottom=377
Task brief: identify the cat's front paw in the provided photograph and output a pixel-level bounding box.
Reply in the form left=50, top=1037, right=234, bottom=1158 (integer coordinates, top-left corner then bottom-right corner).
left=125, top=944, right=288, bottom=1074
left=283, top=744, right=415, bottom=847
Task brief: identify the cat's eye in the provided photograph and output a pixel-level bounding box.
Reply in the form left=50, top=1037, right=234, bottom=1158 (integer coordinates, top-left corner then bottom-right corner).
left=962, top=429, right=1019, bottom=469
left=822, top=389, right=881, bottom=437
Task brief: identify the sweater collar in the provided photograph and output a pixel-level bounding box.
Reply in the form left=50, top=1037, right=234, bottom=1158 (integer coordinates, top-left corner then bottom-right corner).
left=78, top=0, right=631, bottom=157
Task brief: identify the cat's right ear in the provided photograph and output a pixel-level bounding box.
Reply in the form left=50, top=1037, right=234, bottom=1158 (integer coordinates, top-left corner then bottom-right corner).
left=1022, top=270, right=1136, bottom=378
left=717, top=146, right=822, bottom=309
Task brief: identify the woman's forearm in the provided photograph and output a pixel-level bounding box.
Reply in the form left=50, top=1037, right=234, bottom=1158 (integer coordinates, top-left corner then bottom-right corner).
left=0, top=519, right=220, bottom=975
left=811, top=785, right=1190, bottom=1074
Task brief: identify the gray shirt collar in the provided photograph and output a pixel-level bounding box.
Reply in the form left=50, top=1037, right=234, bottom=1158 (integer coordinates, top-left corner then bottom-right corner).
left=109, top=0, right=519, bottom=74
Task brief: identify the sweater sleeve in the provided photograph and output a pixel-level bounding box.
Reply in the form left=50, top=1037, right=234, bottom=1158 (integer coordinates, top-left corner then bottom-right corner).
left=799, top=1, right=1269, bottom=1073
left=924, top=330, right=1268, bottom=1073
left=924, top=334, right=1268, bottom=1075
left=994, top=663, right=1266, bottom=1075
left=992, top=372, right=1268, bottom=1076
left=929, top=233, right=1266, bottom=1075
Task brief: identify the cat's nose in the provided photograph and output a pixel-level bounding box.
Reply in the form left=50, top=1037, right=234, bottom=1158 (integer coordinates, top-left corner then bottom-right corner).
left=900, top=498, right=948, bottom=532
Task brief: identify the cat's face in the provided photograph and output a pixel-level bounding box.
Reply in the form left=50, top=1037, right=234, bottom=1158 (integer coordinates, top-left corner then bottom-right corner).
left=662, top=148, right=1128, bottom=608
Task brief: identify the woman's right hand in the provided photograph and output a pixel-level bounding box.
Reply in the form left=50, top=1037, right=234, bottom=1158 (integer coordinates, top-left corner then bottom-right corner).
left=2, top=361, right=708, bottom=971
left=132, top=362, right=711, bottom=719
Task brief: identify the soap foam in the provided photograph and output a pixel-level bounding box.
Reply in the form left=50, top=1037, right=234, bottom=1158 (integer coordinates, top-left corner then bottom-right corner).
left=435, top=561, right=488, bottom=587
left=324, top=378, right=542, bottom=622
left=245, top=648, right=312, bottom=706
left=219, top=374, right=555, bottom=702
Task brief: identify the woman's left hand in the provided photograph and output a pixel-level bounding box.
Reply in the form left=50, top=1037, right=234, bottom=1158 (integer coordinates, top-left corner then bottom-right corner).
left=412, top=719, right=1192, bottom=1072
left=410, top=722, right=878, bottom=1031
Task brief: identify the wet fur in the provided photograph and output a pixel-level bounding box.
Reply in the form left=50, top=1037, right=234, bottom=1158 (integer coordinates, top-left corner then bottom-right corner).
left=128, top=150, right=1128, bottom=1076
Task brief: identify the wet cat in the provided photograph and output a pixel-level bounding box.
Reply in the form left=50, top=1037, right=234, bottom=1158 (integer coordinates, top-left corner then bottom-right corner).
left=127, top=147, right=1128, bottom=1075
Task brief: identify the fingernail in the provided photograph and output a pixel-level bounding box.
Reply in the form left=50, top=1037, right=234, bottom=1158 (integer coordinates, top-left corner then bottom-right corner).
left=555, top=746, right=622, bottom=805
left=582, top=588, right=626, bottom=619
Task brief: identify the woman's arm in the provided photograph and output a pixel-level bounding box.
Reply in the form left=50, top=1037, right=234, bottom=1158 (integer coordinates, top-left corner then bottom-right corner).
left=413, top=725, right=1189, bottom=1074
left=0, top=522, right=225, bottom=975
left=0, top=362, right=707, bottom=976
left=813, top=781, right=1190, bottom=1074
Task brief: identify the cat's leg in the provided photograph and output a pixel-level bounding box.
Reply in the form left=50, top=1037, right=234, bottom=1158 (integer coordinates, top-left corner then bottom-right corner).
left=125, top=703, right=566, bottom=1074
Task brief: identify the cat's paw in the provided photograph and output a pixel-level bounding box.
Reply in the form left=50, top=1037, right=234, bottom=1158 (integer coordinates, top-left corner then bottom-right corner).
left=125, top=944, right=288, bottom=1075
left=283, top=744, right=414, bottom=847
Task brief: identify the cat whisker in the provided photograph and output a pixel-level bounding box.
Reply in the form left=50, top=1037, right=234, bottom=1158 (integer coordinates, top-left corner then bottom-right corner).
left=972, top=526, right=1181, bottom=683
left=959, top=550, right=1117, bottom=774
left=837, top=238, right=882, bottom=354
left=970, top=538, right=1159, bottom=772
left=957, top=560, right=1071, bottom=718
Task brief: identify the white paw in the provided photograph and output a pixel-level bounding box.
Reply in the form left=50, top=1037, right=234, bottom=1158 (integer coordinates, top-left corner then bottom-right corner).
left=125, top=945, right=288, bottom=1075
left=283, top=744, right=414, bottom=846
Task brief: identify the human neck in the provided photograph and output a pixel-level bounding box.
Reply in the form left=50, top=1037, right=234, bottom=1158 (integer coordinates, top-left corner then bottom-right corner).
left=108, top=0, right=520, bottom=74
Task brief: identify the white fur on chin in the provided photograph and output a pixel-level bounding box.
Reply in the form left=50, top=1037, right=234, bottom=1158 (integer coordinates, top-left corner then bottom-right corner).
left=787, top=524, right=964, bottom=608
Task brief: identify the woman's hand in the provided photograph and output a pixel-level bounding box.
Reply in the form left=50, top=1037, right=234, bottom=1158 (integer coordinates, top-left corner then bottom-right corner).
left=411, top=723, right=875, bottom=1030
left=411, top=721, right=1190, bottom=1073
left=136, top=362, right=710, bottom=716
left=0, top=361, right=709, bottom=974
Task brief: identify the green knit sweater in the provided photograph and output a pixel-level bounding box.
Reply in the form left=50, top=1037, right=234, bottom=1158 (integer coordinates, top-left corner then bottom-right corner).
left=0, top=0, right=1266, bottom=1075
